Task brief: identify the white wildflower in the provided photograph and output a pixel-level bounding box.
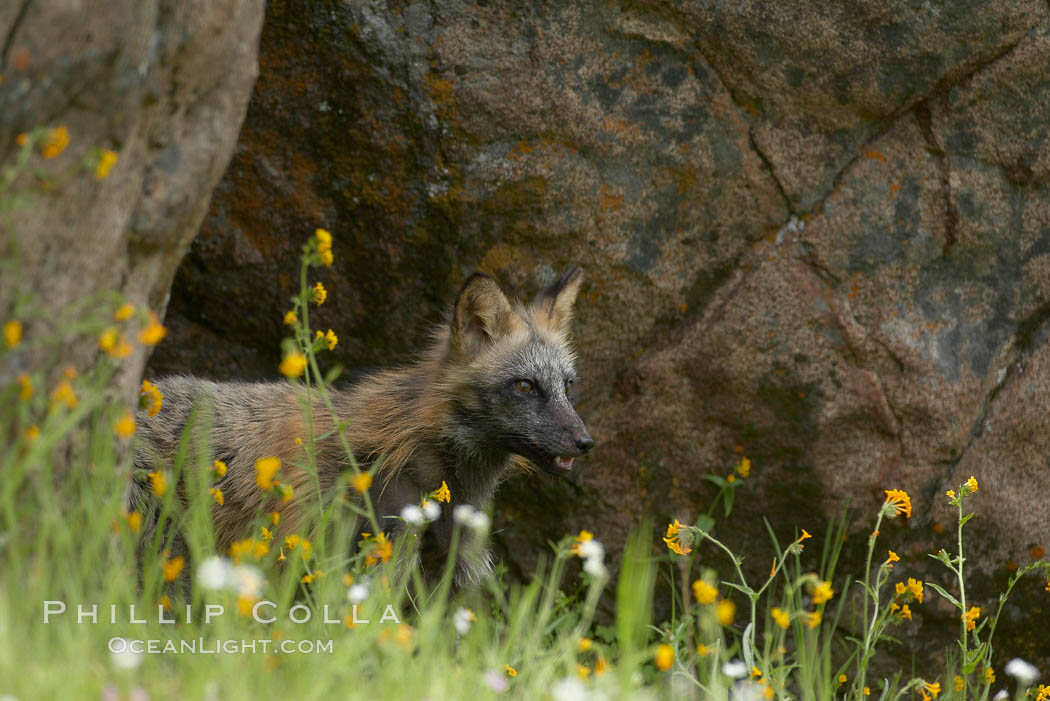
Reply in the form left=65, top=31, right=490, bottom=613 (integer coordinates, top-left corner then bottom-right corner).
left=197, top=556, right=233, bottom=591
left=453, top=607, right=475, bottom=635
left=400, top=504, right=424, bottom=526
left=992, top=691, right=1008, bottom=701
left=230, top=564, right=264, bottom=599
left=421, top=500, right=441, bottom=522
left=722, top=659, right=749, bottom=679
left=347, top=583, right=370, bottom=603
left=551, top=677, right=588, bottom=701
left=1005, top=658, right=1040, bottom=685
left=583, top=556, right=607, bottom=578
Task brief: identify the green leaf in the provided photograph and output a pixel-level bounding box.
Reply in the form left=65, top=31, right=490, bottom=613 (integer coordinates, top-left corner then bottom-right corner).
left=723, top=484, right=735, bottom=517
left=702, top=475, right=727, bottom=488
left=960, top=512, right=975, bottom=527
left=723, top=581, right=757, bottom=598
left=924, top=582, right=961, bottom=609
left=695, top=514, right=715, bottom=534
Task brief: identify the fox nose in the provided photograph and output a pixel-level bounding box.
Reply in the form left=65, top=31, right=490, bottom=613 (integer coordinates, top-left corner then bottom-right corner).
left=574, top=433, right=594, bottom=454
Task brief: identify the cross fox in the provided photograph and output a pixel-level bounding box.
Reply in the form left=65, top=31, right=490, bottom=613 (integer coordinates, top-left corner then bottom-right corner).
left=127, top=267, right=593, bottom=585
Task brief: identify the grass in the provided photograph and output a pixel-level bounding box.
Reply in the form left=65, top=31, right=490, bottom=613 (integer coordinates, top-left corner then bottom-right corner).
left=3, top=125, right=1050, bottom=701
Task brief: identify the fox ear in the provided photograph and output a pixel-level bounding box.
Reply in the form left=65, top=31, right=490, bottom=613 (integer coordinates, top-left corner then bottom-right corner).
left=451, top=273, right=516, bottom=356
left=533, top=266, right=584, bottom=335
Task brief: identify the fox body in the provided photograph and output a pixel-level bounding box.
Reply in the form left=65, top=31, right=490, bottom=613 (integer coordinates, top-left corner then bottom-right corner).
left=127, top=268, right=593, bottom=584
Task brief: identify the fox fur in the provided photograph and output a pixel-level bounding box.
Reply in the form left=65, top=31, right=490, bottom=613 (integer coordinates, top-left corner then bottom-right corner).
left=127, top=267, right=593, bottom=585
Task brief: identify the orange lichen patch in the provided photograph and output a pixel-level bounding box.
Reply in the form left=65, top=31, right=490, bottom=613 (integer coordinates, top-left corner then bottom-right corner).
left=927, top=322, right=937, bottom=331
left=480, top=243, right=531, bottom=273
left=679, top=302, right=688, bottom=314
left=932, top=523, right=944, bottom=534
left=1032, top=546, right=1045, bottom=559
left=848, top=276, right=860, bottom=299
left=424, top=73, right=458, bottom=121
left=598, top=185, right=624, bottom=213
left=1005, top=560, right=1018, bottom=571
left=862, top=148, right=886, bottom=162
left=13, top=50, right=29, bottom=71
left=889, top=181, right=901, bottom=194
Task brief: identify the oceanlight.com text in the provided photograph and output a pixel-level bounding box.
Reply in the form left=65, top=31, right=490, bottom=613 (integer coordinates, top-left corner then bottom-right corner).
left=108, top=637, right=335, bottom=655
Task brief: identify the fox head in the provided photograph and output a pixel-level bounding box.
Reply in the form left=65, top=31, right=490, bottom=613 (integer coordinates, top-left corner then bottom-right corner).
left=443, top=267, right=593, bottom=476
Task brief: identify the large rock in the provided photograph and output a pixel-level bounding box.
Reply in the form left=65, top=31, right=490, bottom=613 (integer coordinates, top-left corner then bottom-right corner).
left=0, top=0, right=264, bottom=403
left=149, top=0, right=1050, bottom=664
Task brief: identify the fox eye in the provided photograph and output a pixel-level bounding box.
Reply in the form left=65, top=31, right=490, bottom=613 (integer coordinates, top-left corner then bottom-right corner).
left=514, top=379, right=533, bottom=395
left=565, top=379, right=574, bottom=393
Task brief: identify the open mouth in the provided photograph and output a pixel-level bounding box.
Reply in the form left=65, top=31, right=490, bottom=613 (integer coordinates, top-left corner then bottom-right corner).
left=551, top=456, right=575, bottom=472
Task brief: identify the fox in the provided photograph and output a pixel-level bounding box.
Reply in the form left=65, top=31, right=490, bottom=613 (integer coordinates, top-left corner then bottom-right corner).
left=127, top=267, right=593, bottom=586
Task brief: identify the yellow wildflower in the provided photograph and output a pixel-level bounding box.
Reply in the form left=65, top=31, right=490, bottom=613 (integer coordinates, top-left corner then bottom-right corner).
left=884, top=489, right=912, bottom=518
left=213, top=459, right=227, bottom=477
left=693, top=579, right=718, bottom=604
left=800, top=529, right=812, bottom=541
left=771, top=607, right=789, bottom=629
left=126, top=511, right=142, bottom=532
left=899, top=604, right=912, bottom=621
left=162, top=555, right=185, bottom=582
left=301, top=571, right=323, bottom=585
left=654, top=644, right=674, bottom=671
left=571, top=530, right=594, bottom=556
left=886, top=550, right=900, bottom=566
left=114, top=303, right=135, bottom=321
left=946, top=489, right=955, bottom=499
left=147, top=471, right=168, bottom=497
left=324, top=328, right=338, bottom=350
left=255, top=456, right=281, bottom=490
left=838, top=674, right=847, bottom=685
left=25, top=425, right=40, bottom=441
left=921, top=681, right=941, bottom=700
left=236, top=596, right=258, bottom=618
left=138, top=312, right=167, bottom=345
left=984, top=666, right=994, bottom=685
left=578, top=637, right=592, bottom=652
left=315, top=229, right=334, bottom=267
left=433, top=480, right=451, bottom=503
left=210, top=487, right=224, bottom=505
left=279, top=483, right=293, bottom=502
left=4, top=320, right=22, bottom=347
left=279, top=351, right=306, bottom=377
left=313, top=281, right=327, bottom=305
left=953, top=676, right=964, bottom=691
left=964, top=606, right=980, bottom=631
left=807, top=610, right=822, bottom=628
left=894, top=577, right=924, bottom=604
left=663, top=519, right=692, bottom=555
left=51, top=379, right=78, bottom=409
left=100, top=327, right=131, bottom=358
left=17, top=373, right=33, bottom=401
left=576, top=664, right=590, bottom=679
left=965, top=476, right=978, bottom=494
left=504, top=664, right=517, bottom=677
left=283, top=311, right=297, bottom=326
left=697, top=644, right=710, bottom=657
left=271, top=511, right=280, bottom=526
left=140, top=379, right=163, bottom=416
left=812, top=580, right=834, bottom=605
left=363, top=532, right=391, bottom=566
left=115, top=411, right=136, bottom=438
left=737, top=456, right=751, bottom=477
left=864, top=688, right=870, bottom=696
left=353, top=471, right=372, bottom=493
left=1036, top=685, right=1050, bottom=701
left=41, top=126, right=69, bottom=159
left=260, top=526, right=273, bottom=543
left=715, top=598, right=735, bottom=626
left=95, top=149, right=118, bottom=180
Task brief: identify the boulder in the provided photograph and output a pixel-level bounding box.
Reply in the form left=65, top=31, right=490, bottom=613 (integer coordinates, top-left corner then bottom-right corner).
left=0, top=0, right=264, bottom=403
left=148, top=0, right=1050, bottom=664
